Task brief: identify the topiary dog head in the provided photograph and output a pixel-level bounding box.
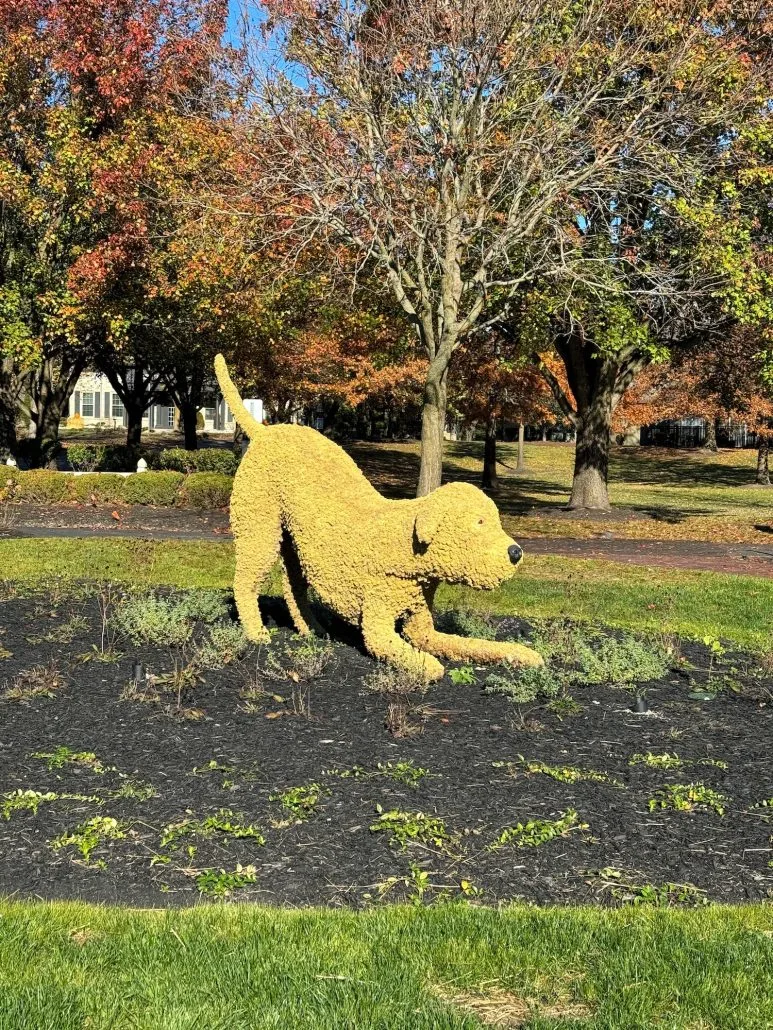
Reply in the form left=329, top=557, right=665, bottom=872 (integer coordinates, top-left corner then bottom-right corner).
left=412, top=481, right=524, bottom=589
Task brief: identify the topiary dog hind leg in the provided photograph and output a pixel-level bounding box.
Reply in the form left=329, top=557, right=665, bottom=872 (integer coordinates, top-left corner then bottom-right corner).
left=233, top=521, right=281, bottom=644
left=280, top=536, right=323, bottom=637
left=403, top=607, right=543, bottom=668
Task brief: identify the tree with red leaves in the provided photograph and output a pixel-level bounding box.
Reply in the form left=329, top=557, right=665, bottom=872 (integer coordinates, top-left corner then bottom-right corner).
left=0, top=0, right=229, bottom=463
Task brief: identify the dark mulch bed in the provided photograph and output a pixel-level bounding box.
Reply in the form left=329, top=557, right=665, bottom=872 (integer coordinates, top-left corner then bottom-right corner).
left=0, top=586, right=771, bottom=909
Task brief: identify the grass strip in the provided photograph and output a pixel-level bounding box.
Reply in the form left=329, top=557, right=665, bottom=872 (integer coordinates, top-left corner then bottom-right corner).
left=2, top=538, right=770, bottom=650
left=0, top=900, right=770, bottom=1029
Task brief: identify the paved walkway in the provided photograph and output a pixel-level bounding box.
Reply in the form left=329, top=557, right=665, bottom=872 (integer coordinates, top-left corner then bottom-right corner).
left=518, top=537, right=773, bottom=579
left=2, top=505, right=773, bottom=577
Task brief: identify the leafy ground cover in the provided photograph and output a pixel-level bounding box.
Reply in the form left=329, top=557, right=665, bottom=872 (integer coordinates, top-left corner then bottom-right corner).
left=0, top=900, right=772, bottom=1029
left=350, top=441, right=773, bottom=544
left=0, top=582, right=770, bottom=912
left=2, top=537, right=772, bottom=651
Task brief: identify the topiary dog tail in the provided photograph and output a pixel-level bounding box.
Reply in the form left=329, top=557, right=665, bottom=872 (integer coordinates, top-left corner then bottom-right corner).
left=214, top=354, right=263, bottom=438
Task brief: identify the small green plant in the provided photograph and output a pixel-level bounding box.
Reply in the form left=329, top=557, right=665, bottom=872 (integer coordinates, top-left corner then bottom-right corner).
left=270, top=783, right=327, bottom=821
left=51, top=816, right=128, bottom=867
left=436, top=610, right=497, bottom=640
left=546, top=695, right=583, bottom=719
left=26, top=615, right=90, bottom=645
left=629, top=752, right=728, bottom=770
left=589, top=868, right=708, bottom=907
left=284, top=638, right=336, bottom=681
left=363, top=662, right=428, bottom=696
left=111, top=593, right=193, bottom=647
left=648, top=783, right=728, bottom=816
left=371, top=864, right=481, bottom=905
left=326, top=761, right=430, bottom=787
left=485, top=664, right=562, bottom=704
left=369, top=807, right=454, bottom=852
left=2, top=660, right=63, bottom=701
left=448, top=666, right=477, bottom=686
left=192, top=759, right=262, bottom=789
left=31, top=746, right=112, bottom=774
left=488, top=810, right=588, bottom=851
left=195, top=864, right=257, bottom=898
left=161, top=810, right=265, bottom=850
left=1, top=789, right=100, bottom=819
left=531, top=622, right=672, bottom=687
left=109, top=779, right=157, bottom=801
left=194, top=622, right=248, bottom=669
left=493, top=759, right=623, bottom=787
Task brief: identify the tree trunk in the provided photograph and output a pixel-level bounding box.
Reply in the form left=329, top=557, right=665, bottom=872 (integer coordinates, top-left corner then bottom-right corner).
left=29, top=356, right=85, bottom=468
left=416, top=360, right=448, bottom=497
left=481, top=414, right=499, bottom=492
left=757, top=439, right=770, bottom=486
left=703, top=418, right=718, bottom=452
left=0, top=357, right=19, bottom=460
left=516, top=422, right=526, bottom=472
left=180, top=403, right=199, bottom=450
left=554, top=334, right=617, bottom=512
left=126, top=405, right=143, bottom=448
left=569, top=406, right=613, bottom=510
left=541, top=426, right=548, bottom=442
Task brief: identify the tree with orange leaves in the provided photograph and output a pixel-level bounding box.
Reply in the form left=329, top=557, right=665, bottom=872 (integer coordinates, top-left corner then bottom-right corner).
left=452, top=335, right=555, bottom=491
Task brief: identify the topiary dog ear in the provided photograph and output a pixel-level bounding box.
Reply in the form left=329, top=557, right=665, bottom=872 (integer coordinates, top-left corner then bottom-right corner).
left=414, top=507, right=440, bottom=548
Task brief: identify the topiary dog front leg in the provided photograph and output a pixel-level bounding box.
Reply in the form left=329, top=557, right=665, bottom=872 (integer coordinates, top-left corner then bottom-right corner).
left=403, top=607, right=543, bottom=668
left=361, top=603, right=444, bottom=682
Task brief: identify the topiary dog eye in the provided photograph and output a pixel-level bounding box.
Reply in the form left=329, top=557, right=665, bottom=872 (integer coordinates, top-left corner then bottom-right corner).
left=478, top=518, right=484, bottom=525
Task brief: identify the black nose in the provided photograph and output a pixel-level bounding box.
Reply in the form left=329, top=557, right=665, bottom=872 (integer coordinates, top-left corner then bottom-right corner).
left=508, top=543, right=523, bottom=565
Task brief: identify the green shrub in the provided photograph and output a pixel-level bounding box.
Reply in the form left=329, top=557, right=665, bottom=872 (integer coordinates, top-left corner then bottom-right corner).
left=485, top=664, right=562, bottom=703
left=531, top=621, right=673, bottom=687
left=66, top=444, right=142, bottom=473
left=111, top=588, right=231, bottom=647
left=157, top=448, right=239, bottom=476
left=121, top=472, right=183, bottom=506
left=67, top=444, right=106, bottom=472
left=101, top=445, right=144, bottom=472
left=0, top=467, right=19, bottom=500
left=175, top=589, right=231, bottom=623
left=196, top=622, right=248, bottom=668
left=435, top=608, right=497, bottom=640
left=111, top=592, right=194, bottom=646
left=14, top=471, right=70, bottom=503
left=180, top=472, right=233, bottom=509
left=68, top=473, right=127, bottom=504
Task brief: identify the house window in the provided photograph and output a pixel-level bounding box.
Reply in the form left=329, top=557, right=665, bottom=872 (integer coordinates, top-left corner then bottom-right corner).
left=167, top=407, right=175, bottom=428
left=112, top=395, right=125, bottom=419
left=81, top=392, right=94, bottom=417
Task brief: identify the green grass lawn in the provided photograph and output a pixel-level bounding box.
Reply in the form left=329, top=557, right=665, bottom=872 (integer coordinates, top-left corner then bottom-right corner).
left=1, top=900, right=771, bottom=1029
left=350, top=440, right=773, bottom=544
left=2, top=537, right=771, bottom=651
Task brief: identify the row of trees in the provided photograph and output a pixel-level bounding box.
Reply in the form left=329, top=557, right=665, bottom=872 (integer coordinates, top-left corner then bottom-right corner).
left=1, top=0, right=772, bottom=505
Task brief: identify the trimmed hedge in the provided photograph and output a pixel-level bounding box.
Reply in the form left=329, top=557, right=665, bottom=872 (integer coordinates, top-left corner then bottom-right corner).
left=180, top=472, right=233, bottom=509
left=154, top=447, right=240, bottom=476
left=13, top=470, right=71, bottom=503
left=122, top=471, right=185, bottom=506
left=0, top=469, right=234, bottom=509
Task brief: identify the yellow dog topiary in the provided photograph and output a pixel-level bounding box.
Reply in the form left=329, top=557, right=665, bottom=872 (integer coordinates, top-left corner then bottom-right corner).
left=215, top=355, right=543, bottom=681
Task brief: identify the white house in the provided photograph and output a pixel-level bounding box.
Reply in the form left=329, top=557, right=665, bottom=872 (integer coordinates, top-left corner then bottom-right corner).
left=68, top=371, right=238, bottom=434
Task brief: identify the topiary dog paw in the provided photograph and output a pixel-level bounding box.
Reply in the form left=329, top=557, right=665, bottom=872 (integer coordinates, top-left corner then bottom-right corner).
left=497, top=641, right=544, bottom=668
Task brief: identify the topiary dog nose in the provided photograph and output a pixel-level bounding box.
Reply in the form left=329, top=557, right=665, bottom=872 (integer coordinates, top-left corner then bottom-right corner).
left=508, top=543, right=523, bottom=564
